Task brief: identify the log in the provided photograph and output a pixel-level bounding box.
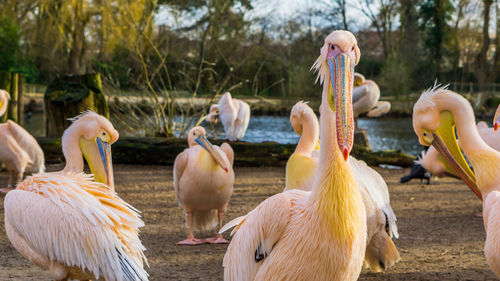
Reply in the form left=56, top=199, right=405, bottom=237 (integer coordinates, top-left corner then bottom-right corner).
left=36, top=137, right=415, bottom=167
left=44, top=73, right=109, bottom=137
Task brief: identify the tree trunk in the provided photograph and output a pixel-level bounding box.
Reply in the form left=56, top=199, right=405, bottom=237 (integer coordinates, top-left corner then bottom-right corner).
left=476, top=0, right=493, bottom=92
left=8, top=73, right=18, bottom=123
left=44, top=73, right=109, bottom=137
left=17, top=74, right=24, bottom=126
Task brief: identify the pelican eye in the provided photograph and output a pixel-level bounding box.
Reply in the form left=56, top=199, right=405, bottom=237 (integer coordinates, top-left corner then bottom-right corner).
left=423, top=132, right=428, bottom=137
left=330, top=44, right=335, bottom=50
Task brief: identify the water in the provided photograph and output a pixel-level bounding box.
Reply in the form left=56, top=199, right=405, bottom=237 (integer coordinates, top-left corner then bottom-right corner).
left=25, top=112, right=422, bottom=156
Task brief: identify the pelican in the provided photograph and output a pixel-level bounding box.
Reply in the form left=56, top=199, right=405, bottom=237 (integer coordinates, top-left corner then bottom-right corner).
left=174, top=126, right=234, bottom=245
left=285, top=101, right=400, bottom=272
left=494, top=104, right=500, bottom=131
left=4, top=111, right=148, bottom=280
left=416, top=121, right=500, bottom=179
left=352, top=73, right=389, bottom=127
left=0, top=90, right=45, bottom=193
left=206, top=92, right=250, bottom=141
left=221, top=30, right=366, bottom=280
left=412, top=85, right=500, bottom=276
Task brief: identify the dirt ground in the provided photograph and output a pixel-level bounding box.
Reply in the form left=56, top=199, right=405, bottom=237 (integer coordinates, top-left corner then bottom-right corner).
left=0, top=164, right=496, bottom=280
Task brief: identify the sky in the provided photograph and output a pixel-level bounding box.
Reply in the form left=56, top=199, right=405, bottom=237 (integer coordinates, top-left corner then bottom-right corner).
left=155, top=0, right=372, bottom=32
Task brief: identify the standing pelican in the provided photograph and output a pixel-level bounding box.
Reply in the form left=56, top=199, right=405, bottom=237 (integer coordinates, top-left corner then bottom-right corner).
left=352, top=73, right=389, bottom=127
left=285, top=101, right=400, bottom=272
left=4, top=111, right=148, bottom=281
left=412, top=85, right=500, bottom=276
left=174, top=126, right=234, bottom=245
left=206, top=92, right=250, bottom=141
left=222, top=30, right=366, bottom=280
left=0, top=90, right=45, bottom=193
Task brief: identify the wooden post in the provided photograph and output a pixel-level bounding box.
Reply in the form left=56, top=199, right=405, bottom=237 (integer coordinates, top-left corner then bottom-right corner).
left=17, top=73, right=24, bottom=126
left=8, top=72, right=18, bottom=123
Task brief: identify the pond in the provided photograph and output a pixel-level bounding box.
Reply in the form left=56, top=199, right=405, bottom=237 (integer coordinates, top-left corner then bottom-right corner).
left=25, top=113, right=422, bottom=156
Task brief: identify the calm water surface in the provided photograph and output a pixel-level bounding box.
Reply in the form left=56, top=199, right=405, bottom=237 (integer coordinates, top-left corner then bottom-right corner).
left=26, top=113, right=422, bottom=155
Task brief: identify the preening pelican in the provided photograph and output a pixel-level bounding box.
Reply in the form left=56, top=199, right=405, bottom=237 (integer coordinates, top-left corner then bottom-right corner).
left=416, top=122, right=500, bottom=179
left=285, top=101, right=400, bottom=272
left=206, top=92, right=250, bottom=141
left=0, top=90, right=45, bottom=193
left=221, top=30, right=366, bottom=280
left=174, top=126, right=234, bottom=245
left=412, top=85, right=500, bottom=277
left=4, top=111, right=148, bottom=281
left=352, top=73, right=390, bottom=127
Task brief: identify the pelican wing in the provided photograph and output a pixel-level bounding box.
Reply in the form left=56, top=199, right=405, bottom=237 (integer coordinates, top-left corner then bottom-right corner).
left=223, top=190, right=305, bottom=281
left=348, top=157, right=399, bottom=239
left=352, top=84, right=367, bottom=103
left=220, top=143, right=234, bottom=167
left=5, top=173, right=148, bottom=281
left=234, top=100, right=250, bottom=139
left=173, top=150, right=188, bottom=206
left=6, top=120, right=45, bottom=172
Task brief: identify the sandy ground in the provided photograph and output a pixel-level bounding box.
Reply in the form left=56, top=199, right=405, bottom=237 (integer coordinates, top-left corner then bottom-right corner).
left=0, top=164, right=496, bottom=280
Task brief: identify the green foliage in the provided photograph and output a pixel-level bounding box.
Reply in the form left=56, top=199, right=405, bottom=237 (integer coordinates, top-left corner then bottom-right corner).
left=379, top=53, right=411, bottom=99
left=0, top=16, right=20, bottom=71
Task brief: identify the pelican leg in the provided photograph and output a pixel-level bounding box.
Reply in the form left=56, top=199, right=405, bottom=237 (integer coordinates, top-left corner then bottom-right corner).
left=177, top=211, right=206, bottom=245
left=206, top=210, right=229, bottom=244
left=0, top=170, right=15, bottom=193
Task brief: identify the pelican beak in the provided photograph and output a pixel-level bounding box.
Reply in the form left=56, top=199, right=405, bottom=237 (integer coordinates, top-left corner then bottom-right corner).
left=431, top=111, right=481, bottom=200
left=328, top=53, right=355, bottom=161
left=80, top=137, right=114, bottom=189
left=494, top=106, right=500, bottom=131
left=195, top=135, right=229, bottom=173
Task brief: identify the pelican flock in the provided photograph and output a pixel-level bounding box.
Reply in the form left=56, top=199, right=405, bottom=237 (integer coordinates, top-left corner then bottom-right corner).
left=206, top=92, right=251, bottom=141
left=6, top=27, right=500, bottom=281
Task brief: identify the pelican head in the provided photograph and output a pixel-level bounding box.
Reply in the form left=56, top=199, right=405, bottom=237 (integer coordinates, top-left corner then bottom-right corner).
left=494, top=104, right=500, bottom=131
left=64, top=111, right=119, bottom=188
left=354, top=73, right=366, bottom=86
left=312, top=30, right=360, bottom=160
left=206, top=104, right=219, bottom=123
left=0, top=90, right=10, bottom=117
left=188, top=126, right=229, bottom=173
left=290, top=101, right=316, bottom=136
left=412, top=85, right=481, bottom=199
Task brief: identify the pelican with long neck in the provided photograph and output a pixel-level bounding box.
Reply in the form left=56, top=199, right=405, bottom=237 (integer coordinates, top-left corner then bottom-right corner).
left=413, top=86, right=500, bottom=277
left=61, top=111, right=118, bottom=189
left=310, top=33, right=363, bottom=243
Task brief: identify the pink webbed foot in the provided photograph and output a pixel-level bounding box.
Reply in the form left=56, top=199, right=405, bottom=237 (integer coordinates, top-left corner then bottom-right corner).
left=177, top=237, right=206, bottom=246
left=205, top=234, right=229, bottom=244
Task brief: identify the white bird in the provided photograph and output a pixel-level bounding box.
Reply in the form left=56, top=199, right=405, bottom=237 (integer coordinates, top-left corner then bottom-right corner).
left=206, top=92, right=250, bottom=141
left=0, top=89, right=45, bottom=193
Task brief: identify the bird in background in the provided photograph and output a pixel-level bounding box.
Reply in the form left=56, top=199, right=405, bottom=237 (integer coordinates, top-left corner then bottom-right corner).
left=206, top=92, right=250, bottom=141
left=0, top=89, right=45, bottom=193
left=352, top=73, right=390, bottom=128
left=174, top=126, right=234, bottom=245
left=285, top=100, right=400, bottom=272
left=4, top=111, right=148, bottom=281
left=221, top=30, right=366, bottom=281
left=412, top=85, right=500, bottom=277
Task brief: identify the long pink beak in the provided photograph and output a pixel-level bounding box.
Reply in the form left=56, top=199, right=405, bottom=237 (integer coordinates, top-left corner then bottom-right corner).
left=328, top=53, right=355, bottom=161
